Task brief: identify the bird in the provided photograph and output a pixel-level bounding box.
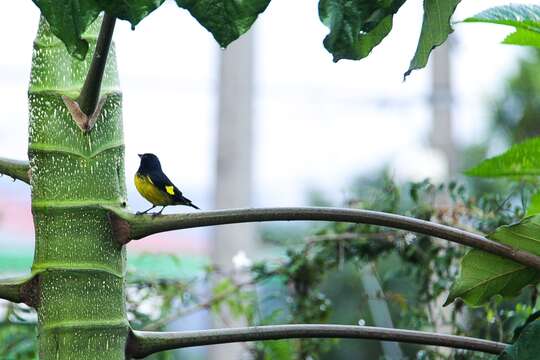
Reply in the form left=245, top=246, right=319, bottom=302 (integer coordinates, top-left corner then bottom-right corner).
left=135, top=153, right=199, bottom=215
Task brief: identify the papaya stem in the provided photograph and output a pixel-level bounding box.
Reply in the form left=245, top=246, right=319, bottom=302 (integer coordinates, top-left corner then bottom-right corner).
left=0, top=276, right=38, bottom=307
left=0, top=157, right=30, bottom=183
left=107, top=206, right=540, bottom=271
left=126, top=324, right=507, bottom=358
left=78, top=13, right=116, bottom=116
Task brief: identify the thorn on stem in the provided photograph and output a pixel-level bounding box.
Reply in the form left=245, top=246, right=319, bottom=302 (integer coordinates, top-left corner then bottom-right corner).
left=62, top=95, right=107, bottom=133
left=21, top=276, right=40, bottom=308
left=108, top=212, right=131, bottom=246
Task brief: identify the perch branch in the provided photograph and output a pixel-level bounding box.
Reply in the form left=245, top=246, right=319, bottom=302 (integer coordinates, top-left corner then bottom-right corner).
left=126, top=324, right=507, bottom=358
left=108, top=207, right=540, bottom=271
left=78, top=13, right=116, bottom=116
left=0, top=157, right=30, bottom=183
left=0, top=276, right=38, bottom=307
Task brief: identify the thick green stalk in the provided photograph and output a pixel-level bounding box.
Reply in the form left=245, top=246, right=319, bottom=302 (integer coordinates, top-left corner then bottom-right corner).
left=127, top=325, right=507, bottom=358
left=108, top=207, right=540, bottom=271
left=0, top=157, right=30, bottom=183
left=0, top=276, right=35, bottom=305
left=78, top=13, right=116, bottom=116
left=29, top=17, right=127, bottom=359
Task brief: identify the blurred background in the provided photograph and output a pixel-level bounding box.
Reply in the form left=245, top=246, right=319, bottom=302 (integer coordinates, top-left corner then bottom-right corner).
left=1, top=0, right=540, bottom=359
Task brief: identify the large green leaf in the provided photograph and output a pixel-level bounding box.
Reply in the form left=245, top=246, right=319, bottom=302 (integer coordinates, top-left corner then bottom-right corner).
left=404, top=0, right=461, bottom=79
left=445, top=216, right=540, bottom=306
left=464, top=4, right=540, bottom=48
left=32, top=0, right=101, bottom=60
left=466, top=137, right=540, bottom=178
left=32, top=0, right=166, bottom=59
left=318, top=0, right=406, bottom=62
left=175, top=0, right=271, bottom=48
left=97, top=0, right=165, bottom=27
left=499, top=319, right=540, bottom=360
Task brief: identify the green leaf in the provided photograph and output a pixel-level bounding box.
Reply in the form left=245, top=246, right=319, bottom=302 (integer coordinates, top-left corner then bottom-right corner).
left=175, top=0, right=271, bottom=48
left=526, top=192, right=540, bottom=217
left=97, top=0, right=165, bottom=27
left=445, top=216, right=540, bottom=306
left=466, top=137, right=540, bottom=178
left=318, top=0, right=406, bottom=62
left=499, top=319, right=540, bottom=360
left=503, top=29, right=540, bottom=48
left=32, top=0, right=101, bottom=60
left=32, top=0, right=165, bottom=59
left=512, top=310, right=540, bottom=342
left=464, top=4, right=540, bottom=49
left=464, top=4, right=540, bottom=32
left=404, top=0, right=461, bottom=79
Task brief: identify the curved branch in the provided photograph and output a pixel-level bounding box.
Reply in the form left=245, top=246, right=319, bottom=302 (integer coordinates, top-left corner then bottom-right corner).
left=126, top=324, right=507, bottom=358
left=108, top=207, right=540, bottom=271
left=0, top=157, right=30, bottom=184
left=78, top=13, right=116, bottom=116
left=0, top=276, right=38, bottom=307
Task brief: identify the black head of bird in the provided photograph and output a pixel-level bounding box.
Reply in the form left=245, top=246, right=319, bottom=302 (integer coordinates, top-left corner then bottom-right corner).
left=138, top=153, right=161, bottom=173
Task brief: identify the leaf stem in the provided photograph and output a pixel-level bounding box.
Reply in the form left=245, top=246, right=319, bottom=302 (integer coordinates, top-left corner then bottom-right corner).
left=0, top=157, right=30, bottom=183
left=126, top=324, right=507, bottom=358
left=78, top=13, right=116, bottom=116
left=108, top=206, right=540, bottom=271
left=0, top=276, right=37, bottom=306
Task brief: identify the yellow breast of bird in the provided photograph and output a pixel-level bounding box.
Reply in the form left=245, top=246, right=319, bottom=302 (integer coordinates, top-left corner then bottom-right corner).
left=134, top=174, right=173, bottom=206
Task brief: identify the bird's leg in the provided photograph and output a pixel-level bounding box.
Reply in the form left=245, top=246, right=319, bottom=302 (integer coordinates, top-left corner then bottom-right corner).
left=153, top=206, right=167, bottom=217
left=137, top=205, right=156, bottom=215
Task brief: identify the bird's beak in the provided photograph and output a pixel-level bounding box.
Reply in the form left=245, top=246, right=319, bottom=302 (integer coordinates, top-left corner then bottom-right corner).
left=138, top=154, right=142, bottom=158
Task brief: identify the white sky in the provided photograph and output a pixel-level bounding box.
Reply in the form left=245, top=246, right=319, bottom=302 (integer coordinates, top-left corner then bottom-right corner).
left=0, top=0, right=535, bottom=212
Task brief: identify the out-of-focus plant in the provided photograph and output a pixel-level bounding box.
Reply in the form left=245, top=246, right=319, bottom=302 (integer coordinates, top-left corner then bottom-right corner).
left=2, top=173, right=539, bottom=359
left=247, top=175, right=538, bottom=359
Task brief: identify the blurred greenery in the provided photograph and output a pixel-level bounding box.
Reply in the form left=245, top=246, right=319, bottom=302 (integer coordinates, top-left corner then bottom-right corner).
left=493, top=49, right=540, bottom=145
left=1, top=177, right=539, bottom=359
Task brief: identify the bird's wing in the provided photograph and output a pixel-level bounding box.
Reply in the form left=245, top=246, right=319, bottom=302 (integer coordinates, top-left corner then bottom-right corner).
left=147, top=169, right=199, bottom=209
left=147, top=171, right=184, bottom=201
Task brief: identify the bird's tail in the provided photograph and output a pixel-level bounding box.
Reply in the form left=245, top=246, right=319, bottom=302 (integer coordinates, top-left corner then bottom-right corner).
left=189, top=202, right=200, bottom=210
left=182, top=196, right=200, bottom=210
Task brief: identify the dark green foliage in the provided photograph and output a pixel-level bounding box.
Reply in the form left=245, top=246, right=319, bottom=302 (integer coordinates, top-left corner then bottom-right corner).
left=175, top=0, right=271, bottom=48
left=32, top=0, right=165, bottom=59
left=97, top=0, right=165, bottom=26
left=405, top=0, right=461, bottom=78
left=498, top=319, right=540, bottom=359
left=31, top=0, right=101, bottom=59
left=30, top=0, right=471, bottom=76
left=318, top=0, right=406, bottom=62
left=31, top=0, right=270, bottom=58
left=511, top=310, right=540, bottom=342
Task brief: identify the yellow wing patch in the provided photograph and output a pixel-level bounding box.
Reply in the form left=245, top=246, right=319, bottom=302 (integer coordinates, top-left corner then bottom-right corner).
left=165, top=186, right=175, bottom=195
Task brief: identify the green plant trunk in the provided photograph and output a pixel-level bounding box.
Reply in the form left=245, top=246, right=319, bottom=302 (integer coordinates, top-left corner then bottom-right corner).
left=29, top=17, right=128, bottom=359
